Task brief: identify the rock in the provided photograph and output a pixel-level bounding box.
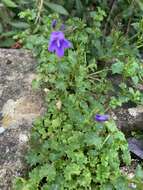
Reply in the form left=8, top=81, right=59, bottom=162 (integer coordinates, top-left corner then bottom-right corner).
left=128, top=138, right=143, bottom=159
left=0, top=49, right=44, bottom=190
left=113, top=106, right=143, bottom=136
left=113, top=106, right=143, bottom=159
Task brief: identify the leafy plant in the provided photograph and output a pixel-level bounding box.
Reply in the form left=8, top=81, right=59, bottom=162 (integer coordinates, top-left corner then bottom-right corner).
left=7, top=0, right=143, bottom=188
left=1, top=0, right=143, bottom=48
left=0, top=0, right=69, bottom=47
left=0, top=0, right=34, bottom=47
left=13, top=9, right=143, bottom=189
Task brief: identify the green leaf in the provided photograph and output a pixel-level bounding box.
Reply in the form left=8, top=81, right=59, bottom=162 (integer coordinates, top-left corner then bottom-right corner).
left=43, top=184, right=60, bottom=190
left=105, top=121, right=117, bottom=133
left=64, top=163, right=81, bottom=180
left=135, top=165, right=143, bottom=180
left=78, top=168, right=91, bottom=187
left=1, top=31, right=17, bottom=37
left=39, top=165, right=56, bottom=182
left=55, top=80, right=66, bottom=90
left=75, top=0, right=83, bottom=14
left=132, top=76, right=139, bottom=85
left=111, top=61, right=124, bottom=74
left=45, top=2, right=69, bottom=15
left=102, top=183, right=114, bottom=190
left=84, top=132, right=102, bottom=148
left=0, top=38, right=14, bottom=48
left=26, top=151, right=40, bottom=166
left=0, top=23, right=3, bottom=34
left=52, top=118, right=61, bottom=129
left=10, top=22, right=29, bottom=29
left=32, top=80, right=40, bottom=90
left=2, top=0, right=17, bottom=7
left=136, top=0, right=143, bottom=11
left=70, top=151, right=87, bottom=165
left=13, top=177, right=32, bottom=190
left=121, top=145, right=131, bottom=165
left=113, top=176, right=129, bottom=190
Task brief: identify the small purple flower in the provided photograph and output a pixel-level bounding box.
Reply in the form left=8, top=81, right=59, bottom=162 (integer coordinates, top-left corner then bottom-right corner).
left=60, top=24, right=65, bottom=31
left=51, top=19, right=57, bottom=29
left=95, top=114, right=109, bottom=122
left=48, top=31, right=72, bottom=58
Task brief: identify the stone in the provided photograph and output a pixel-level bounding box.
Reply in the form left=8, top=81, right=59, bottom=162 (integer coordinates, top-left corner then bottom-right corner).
left=113, top=106, right=143, bottom=136
left=0, top=49, right=44, bottom=190
left=113, top=106, right=143, bottom=159
left=128, top=138, right=143, bottom=159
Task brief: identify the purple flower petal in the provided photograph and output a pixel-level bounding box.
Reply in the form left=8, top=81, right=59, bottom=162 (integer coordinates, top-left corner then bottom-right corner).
left=48, top=31, right=72, bottom=58
left=55, top=46, right=64, bottom=58
left=50, top=31, right=64, bottom=41
left=56, top=39, right=61, bottom=48
left=48, top=40, right=56, bottom=52
left=60, top=24, right=65, bottom=31
left=51, top=19, right=57, bottom=29
left=62, top=39, right=72, bottom=49
left=95, top=114, right=109, bottom=122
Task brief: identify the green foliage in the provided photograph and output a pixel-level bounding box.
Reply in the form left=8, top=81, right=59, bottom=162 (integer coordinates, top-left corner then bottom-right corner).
left=44, top=2, right=69, bottom=15
left=2, top=0, right=17, bottom=8
left=2, top=0, right=143, bottom=48
left=40, top=0, right=143, bottom=37
left=13, top=9, right=143, bottom=189
left=0, top=0, right=69, bottom=47
left=9, top=0, right=143, bottom=188
left=111, top=60, right=124, bottom=74
left=0, top=0, right=34, bottom=47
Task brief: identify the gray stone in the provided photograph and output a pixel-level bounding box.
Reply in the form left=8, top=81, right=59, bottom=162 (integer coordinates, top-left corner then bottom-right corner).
left=113, top=106, right=143, bottom=135
left=0, top=49, right=44, bottom=190
left=113, top=106, right=143, bottom=159
left=128, top=138, right=143, bottom=159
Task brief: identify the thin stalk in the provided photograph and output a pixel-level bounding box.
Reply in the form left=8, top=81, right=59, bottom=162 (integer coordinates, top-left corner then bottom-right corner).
left=101, top=134, right=111, bottom=148
left=103, top=0, right=116, bottom=35
left=125, top=0, right=134, bottom=35
left=88, top=69, right=109, bottom=76
left=35, top=0, right=44, bottom=24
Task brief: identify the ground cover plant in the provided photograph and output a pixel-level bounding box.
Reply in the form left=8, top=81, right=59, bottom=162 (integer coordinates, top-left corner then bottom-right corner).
left=9, top=1, right=143, bottom=190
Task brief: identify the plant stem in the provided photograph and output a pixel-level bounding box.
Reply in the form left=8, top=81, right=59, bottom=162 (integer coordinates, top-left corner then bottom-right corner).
left=103, top=0, right=116, bottom=35
left=35, top=0, right=44, bottom=24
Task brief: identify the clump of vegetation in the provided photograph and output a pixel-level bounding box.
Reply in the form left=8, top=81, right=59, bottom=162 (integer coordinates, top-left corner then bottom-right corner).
left=13, top=4, right=143, bottom=189
left=2, top=0, right=142, bottom=189
left=0, top=0, right=69, bottom=47
left=0, top=0, right=34, bottom=47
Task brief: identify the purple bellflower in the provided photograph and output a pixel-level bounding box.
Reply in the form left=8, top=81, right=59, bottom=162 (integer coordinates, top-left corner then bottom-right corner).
left=60, top=24, right=65, bottom=31
left=48, top=31, right=72, bottom=58
left=51, top=19, right=57, bottom=29
left=95, top=114, right=109, bottom=122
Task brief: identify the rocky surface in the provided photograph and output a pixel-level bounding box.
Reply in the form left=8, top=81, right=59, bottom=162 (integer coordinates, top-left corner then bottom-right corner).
left=0, top=49, right=44, bottom=190
left=113, top=106, right=143, bottom=136
left=113, top=106, right=143, bottom=159
left=128, top=138, right=143, bottom=159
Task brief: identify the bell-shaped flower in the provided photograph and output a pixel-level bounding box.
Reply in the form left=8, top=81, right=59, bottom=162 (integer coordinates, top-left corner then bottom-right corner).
left=51, top=19, right=57, bottom=29
left=48, top=31, right=72, bottom=58
left=95, top=114, right=109, bottom=122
